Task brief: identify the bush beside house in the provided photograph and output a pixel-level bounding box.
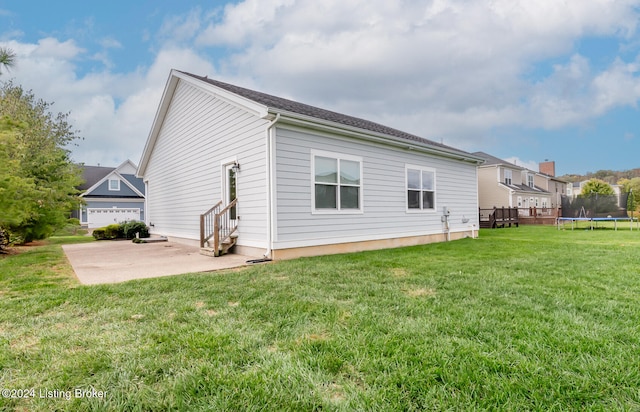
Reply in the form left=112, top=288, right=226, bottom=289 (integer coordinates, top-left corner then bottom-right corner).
left=93, top=221, right=149, bottom=240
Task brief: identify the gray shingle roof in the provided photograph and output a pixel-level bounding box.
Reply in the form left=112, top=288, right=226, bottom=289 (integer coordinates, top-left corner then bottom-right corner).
left=472, top=151, right=521, bottom=168
left=181, top=71, right=475, bottom=158
left=501, top=182, right=548, bottom=194
left=79, top=165, right=114, bottom=190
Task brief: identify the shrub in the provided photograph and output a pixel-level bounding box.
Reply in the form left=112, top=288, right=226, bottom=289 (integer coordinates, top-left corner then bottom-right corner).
left=54, top=218, right=84, bottom=236
left=92, top=221, right=149, bottom=241
left=92, top=228, right=107, bottom=240
left=122, top=221, right=150, bottom=239
left=104, top=224, right=124, bottom=239
left=0, top=227, right=9, bottom=253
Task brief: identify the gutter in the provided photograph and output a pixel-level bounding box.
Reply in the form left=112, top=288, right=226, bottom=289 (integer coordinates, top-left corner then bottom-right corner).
left=269, top=110, right=485, bottom=165
left=264, top=113, right=280, bottom=258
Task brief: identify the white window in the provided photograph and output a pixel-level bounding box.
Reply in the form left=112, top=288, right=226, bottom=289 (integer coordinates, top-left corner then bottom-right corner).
left=108, top=178, right=120, bottom=191
left=504, top=169, right=512, bottom=185
left=527, top=174, right=534, bottom=188
left=542, top=198, right=548, bottom=208
left=406, top=165, right=436, bottom=211
left=312, top=151, right=362, bottom=213
left=535, top=197, right=539, bottom=207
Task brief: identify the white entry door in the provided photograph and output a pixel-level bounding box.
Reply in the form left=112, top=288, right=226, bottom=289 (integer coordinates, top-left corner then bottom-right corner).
left=223, top=163, right=237, bottom=220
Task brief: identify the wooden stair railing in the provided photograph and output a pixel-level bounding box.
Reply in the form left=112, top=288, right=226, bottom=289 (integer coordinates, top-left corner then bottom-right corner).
left=214, top=199, right=238, bottom=256
left=200, top=201, right=222, bottom=248
left=200, top=199, right=239, bottom=256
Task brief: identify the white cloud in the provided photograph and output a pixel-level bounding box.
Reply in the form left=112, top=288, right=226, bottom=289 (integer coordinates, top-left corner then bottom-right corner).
left=504, top=157, right=539, bottom=172
left=99, top=37, right=122, bottom=49
left=2, top=0, right=640, bottom=168
left=158, top=8, right=206, bottom=45
left=195, top=0, right=640, bottom=147
left=591, top=57, right=640, bottom=112
left=1, top=36, right=215, bottom=166
left=32, top=37, right=84, bottom=59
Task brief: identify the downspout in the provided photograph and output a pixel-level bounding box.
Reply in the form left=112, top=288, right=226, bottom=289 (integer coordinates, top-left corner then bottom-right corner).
left=264, top=113, right=280, bottom=258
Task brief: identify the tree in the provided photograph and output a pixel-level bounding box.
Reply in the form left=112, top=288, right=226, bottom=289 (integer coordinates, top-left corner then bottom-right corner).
left=579, top=179, right=615, bottom=196
left=576, top=179, right=618, bottom=217
left=0, top=47, right=16, bottom=74
left=0, top=81, right=82, bottom=244
left=619, top=177, right=640, bottom=213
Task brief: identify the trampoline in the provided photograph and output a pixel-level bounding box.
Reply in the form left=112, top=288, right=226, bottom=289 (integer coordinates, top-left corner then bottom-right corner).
left=557, top=217, right=639, bottom=231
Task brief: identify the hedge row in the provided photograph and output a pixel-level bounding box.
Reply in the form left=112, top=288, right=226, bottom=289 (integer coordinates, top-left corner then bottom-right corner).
left=93, top=221, right=150, bottom=240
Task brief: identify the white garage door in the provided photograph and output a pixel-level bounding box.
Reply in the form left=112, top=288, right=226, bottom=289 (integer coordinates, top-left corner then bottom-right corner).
left=87, top=208, right=141, bottom=228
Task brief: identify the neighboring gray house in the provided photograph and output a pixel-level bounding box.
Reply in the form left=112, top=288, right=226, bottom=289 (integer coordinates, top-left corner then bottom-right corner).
left=137, top=70, right=484, bottom=259
left=78, top=160, right=145, bottom=228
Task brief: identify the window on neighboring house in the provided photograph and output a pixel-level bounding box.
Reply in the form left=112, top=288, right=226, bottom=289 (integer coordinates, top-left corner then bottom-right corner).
left=504, top=169, right=512, bottom=185
left=535, top=197, right=539, bottom=207
left=542, top=198, right=548, bottom=208
left=406, top=166, right=436, bottom=211
left=312, top=152, right=362, bottom=212
left=108, top=178, right=120, bottom=191
left=527, top=174, right=534, bottom=188
left=517, top=196, right=522, bottom=207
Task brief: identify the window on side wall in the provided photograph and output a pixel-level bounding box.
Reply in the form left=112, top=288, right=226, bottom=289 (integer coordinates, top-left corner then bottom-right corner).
left=108, top=178, right=120, bottom=191
left=406, top=165, right=436, bottom=212
left=504, top=169, right=512, bottom=185
left=312, top=151, right=362, bottom=213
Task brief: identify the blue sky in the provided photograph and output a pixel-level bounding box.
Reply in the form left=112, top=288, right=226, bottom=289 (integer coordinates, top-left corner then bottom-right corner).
left=1, top=0, right=639, bottom=176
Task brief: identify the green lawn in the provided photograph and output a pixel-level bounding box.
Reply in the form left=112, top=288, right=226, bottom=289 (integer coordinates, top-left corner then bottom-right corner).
left=1, top=227, right=639, bottom=411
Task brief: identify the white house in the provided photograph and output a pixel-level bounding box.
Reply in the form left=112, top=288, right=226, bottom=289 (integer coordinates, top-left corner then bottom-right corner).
left=137, top=70, right=484, bottom=259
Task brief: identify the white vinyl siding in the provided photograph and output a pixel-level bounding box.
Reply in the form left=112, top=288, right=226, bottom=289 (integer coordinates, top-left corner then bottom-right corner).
left=143, top=80, right=268, bottom=247
left=273, top=126, right=479, bottom=248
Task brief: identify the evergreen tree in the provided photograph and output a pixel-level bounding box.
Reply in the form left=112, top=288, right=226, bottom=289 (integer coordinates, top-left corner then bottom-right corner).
left=0, top=47, right=16, bottom=74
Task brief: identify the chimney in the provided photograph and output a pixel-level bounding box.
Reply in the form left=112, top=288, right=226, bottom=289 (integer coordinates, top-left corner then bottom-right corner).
left=539, top=160, right=555, bottom=177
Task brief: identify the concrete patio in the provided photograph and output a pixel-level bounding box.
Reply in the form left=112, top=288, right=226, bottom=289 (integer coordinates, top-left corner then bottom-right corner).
left=62, top=240, right=257, bottom=285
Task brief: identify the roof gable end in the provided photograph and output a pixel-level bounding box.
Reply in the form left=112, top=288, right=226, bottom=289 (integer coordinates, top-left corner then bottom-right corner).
left=81, top=169, right=144, bottom=198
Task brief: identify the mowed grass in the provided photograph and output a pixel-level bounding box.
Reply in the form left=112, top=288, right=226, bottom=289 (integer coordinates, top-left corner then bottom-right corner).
left=1, top=227, right=639, bottom=411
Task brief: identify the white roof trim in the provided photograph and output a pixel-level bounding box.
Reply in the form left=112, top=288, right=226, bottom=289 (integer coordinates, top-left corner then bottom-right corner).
left=137, top=70, right=269, bottom=176
left=114, top=159, right=138, bottom=173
